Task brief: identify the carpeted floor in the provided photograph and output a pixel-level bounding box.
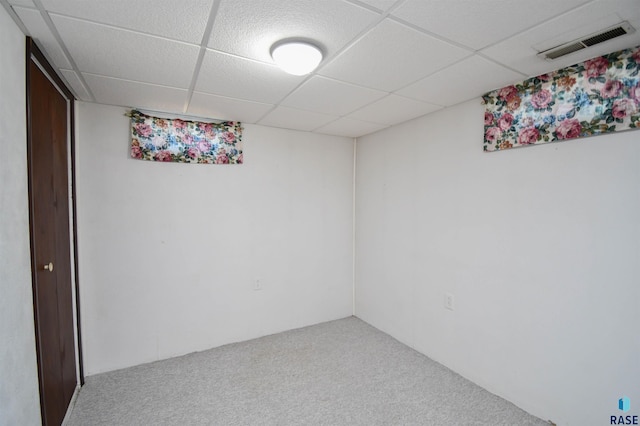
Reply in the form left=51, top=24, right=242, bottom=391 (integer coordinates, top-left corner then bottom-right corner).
left=67, top=317, right=548, bottom=425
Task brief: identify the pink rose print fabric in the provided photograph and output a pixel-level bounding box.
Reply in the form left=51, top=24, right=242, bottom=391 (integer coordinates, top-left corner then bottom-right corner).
left=130, top=110, right=243, bottom=164
left=483, top=45, right=640, bottom=152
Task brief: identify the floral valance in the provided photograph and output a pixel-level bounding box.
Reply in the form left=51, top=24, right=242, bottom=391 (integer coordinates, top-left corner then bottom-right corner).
left=130, top=110, right=243, bottom=164
left=483, top=45, right=640, bottom=152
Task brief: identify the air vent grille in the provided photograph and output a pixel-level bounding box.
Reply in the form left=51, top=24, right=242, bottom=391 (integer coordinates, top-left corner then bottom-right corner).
left=538, top=22, right=635, bottom=61
left=581, top=26, right=628, bottom=46
left=544, top=42, right=585, bottom=60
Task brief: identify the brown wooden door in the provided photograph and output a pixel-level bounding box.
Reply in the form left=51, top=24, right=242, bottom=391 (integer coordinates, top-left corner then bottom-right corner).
left=27, top=52, right=78, bottom=425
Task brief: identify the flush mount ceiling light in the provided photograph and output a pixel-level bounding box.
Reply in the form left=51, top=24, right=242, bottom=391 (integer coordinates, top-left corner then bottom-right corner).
left=271, top=41, right=323, bottom=76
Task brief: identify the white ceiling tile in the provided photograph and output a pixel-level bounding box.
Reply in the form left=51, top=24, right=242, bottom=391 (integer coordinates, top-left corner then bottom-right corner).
left=397, top=55, right=525, bottom=106
left=208, top=0, right=379, bottom=64
left=39, top=0, right=211, bottom=44
left=195, top=49, right=304, bottom=104
left=13, top=6, right=72, bottom=69
left=15, top=0, right=638, bottom=140
left=281, top=76, right=388, bottom=116
left=60, top=70, right=92, bottom=101
left=320, top=19, right=471, bottom=92
left=187, top=92, right=274, bottom=123
left=258, top=106, right=338, bottom=132
left=315, top=117, right=389, bottom=138
left=392, top=0, right=591, bottom=50
left=51, top=15, right=199, bottom=88
left=482, top=0, right=640, bottom=78
left=83, top=73, right=188, bottom=112
left=348, top=94, right=442, bottom=125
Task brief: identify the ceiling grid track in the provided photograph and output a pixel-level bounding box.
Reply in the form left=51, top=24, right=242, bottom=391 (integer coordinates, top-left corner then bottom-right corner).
left=255, top=0, right=411, bottom=128
left=5, top=0, right=638, bottom=138
left=32, top=0, right=96, bottom=102
left=182, top=0, right=222, bottom=115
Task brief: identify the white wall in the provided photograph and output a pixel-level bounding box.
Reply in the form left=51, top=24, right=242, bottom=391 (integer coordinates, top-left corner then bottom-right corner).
left=355, top=99, right=640, bottom=426
left=0, top=6, right=42, bottom=426
left=76, top=102, right=354, bottom=375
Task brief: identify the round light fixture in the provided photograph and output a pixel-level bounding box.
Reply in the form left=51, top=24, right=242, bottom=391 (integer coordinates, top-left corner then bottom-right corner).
left=271, top=41, right=323, bottom=76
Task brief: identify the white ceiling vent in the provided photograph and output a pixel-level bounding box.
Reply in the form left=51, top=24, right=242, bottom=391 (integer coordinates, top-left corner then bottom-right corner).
left=537, top=21, right=636, bottom=61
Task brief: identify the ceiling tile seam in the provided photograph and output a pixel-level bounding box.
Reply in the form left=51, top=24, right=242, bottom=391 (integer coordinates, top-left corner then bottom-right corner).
left=309, top=116, right=389, bottom=134
left=252, top=121, right=319, bottom=135
left=472, top=0, right=600, bottom=82
left=473, top=52, right=531, bottom=81
left=477, top=0, right=599, bottom=53
left=386, top=0, right=598, bottom=55
left=388, top=54, right=477, bottom=98
left=44, top=11, right=203, bottom=48
left=341, top=0, right=389, bottom=14
left=254, top=88, right=392, bottom=130
left=312, top=112, right=388, bottom=132
left=303, top=74, right=390, bottom=96
left=1, top=1, right=30, bottom=34
left=191, top=90, right=274, bottom=107
left=256, top=0, right=411, bottom=125
left=182, top=0, right=222, bottom=114
left=32, top=0, right=95, bottom=102
left=204, top=47, right=287, bottom=68
left=340, top=92, right=439, bottom=121
left=254, top=105, right=284, bottom=126
left=386, top=15, right=478, bottom=54
left=77, top=70, right=190, bottom=91
left=274, top=86, right=390, bottom=118
left=310, top=0, right=410, bottom=74
left=189, top=85, right=278, bottom=110
left=290, top=101, right=389, bottom=122
left=262, top=89, right=443, bottom=130
left=270, top=105, right=337, bottom=120
left=386, top=52, right=525, bottom=103
left=256, top=50, right=374, bottom=124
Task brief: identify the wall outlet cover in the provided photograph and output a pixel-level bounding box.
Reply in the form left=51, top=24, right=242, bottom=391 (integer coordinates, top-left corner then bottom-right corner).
left=445, top=293, right=454, bottom=310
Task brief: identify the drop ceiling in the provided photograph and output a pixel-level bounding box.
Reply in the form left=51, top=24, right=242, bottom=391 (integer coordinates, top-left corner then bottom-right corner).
left=3, top=0, right=640, bottom=138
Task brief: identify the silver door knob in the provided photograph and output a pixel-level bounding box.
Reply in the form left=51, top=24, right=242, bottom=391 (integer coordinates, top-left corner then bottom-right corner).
left=44, top=262, right=54, bottom=272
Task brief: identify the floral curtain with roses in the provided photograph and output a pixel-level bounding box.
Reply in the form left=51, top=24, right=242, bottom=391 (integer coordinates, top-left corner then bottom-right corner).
left=130, top=110, right=243, bottom=164
left=482, top=45, right=640, bottom=152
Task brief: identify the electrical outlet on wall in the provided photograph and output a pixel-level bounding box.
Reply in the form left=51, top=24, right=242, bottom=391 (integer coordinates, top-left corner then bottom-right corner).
left=253, top=279, right=262, bottom=291
left=444, top=292, right=454, bottom=310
